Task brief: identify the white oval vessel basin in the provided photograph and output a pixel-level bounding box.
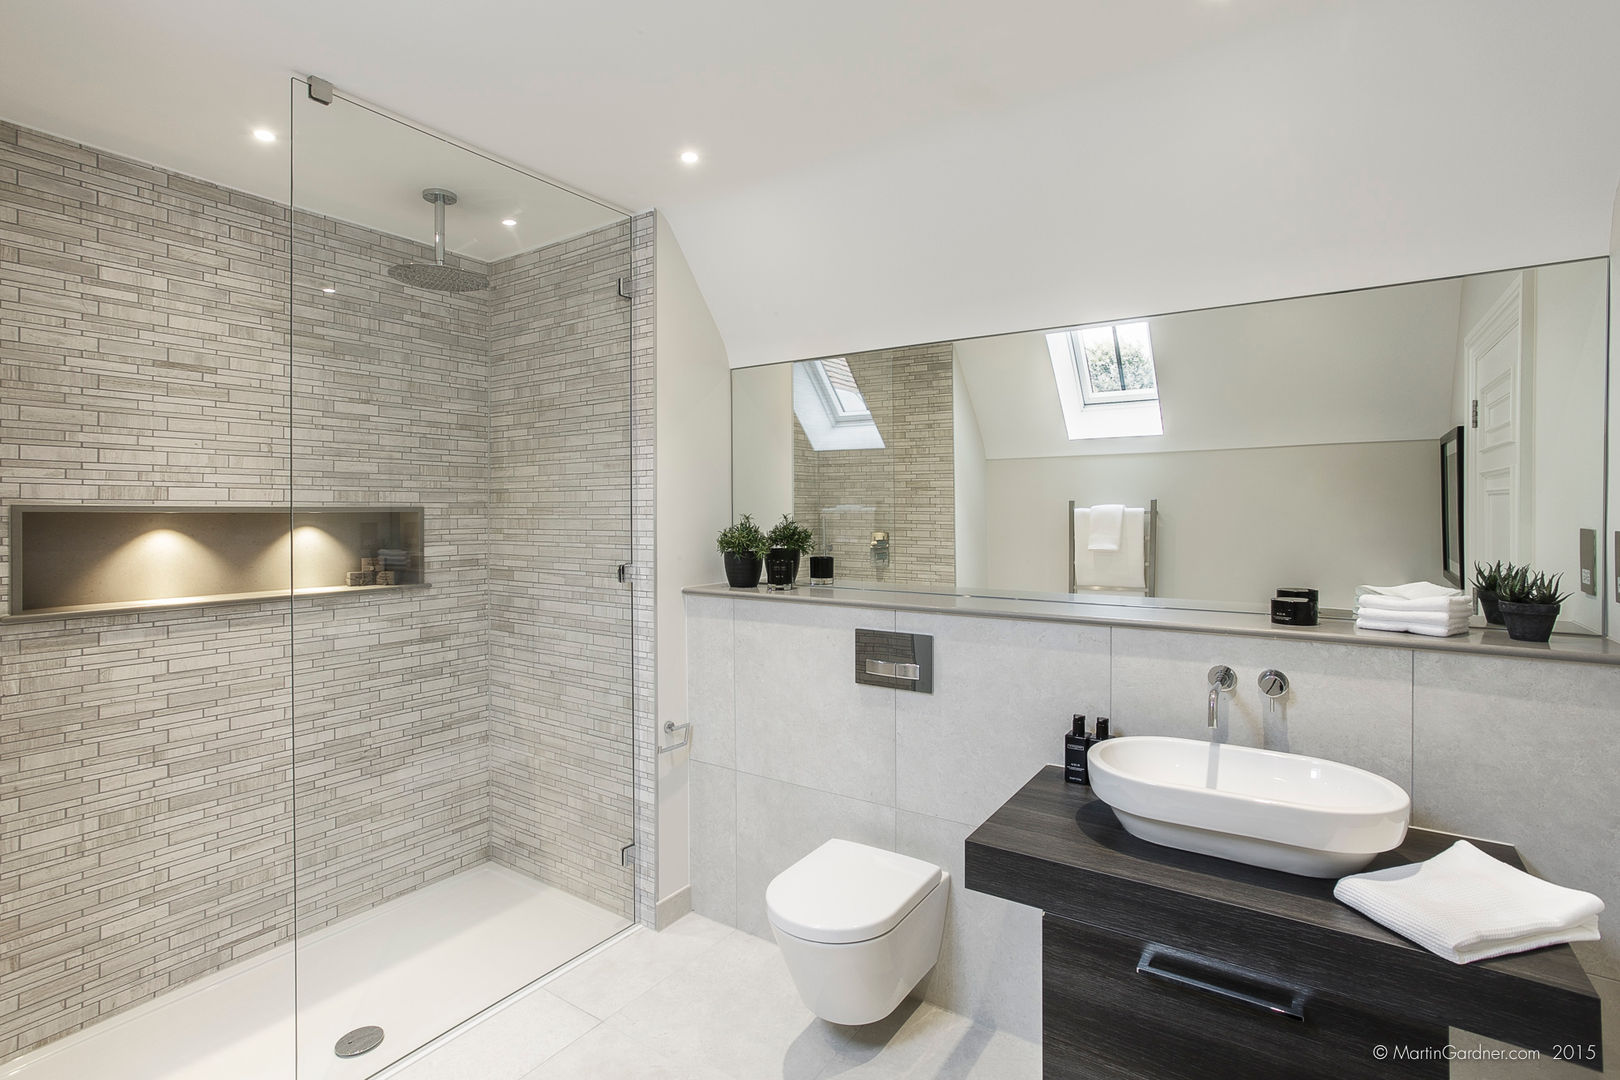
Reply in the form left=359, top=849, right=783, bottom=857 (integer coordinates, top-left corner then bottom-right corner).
left=1087, top=736, right=1411, bottom=877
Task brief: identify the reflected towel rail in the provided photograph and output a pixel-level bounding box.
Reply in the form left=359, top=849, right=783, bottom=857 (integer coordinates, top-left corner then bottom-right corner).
left=1069, top=499, right=1157, bottom=597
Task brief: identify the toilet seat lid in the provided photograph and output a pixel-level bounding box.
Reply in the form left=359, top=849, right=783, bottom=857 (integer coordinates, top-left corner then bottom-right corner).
left=766, top=839, right=943, bottom=944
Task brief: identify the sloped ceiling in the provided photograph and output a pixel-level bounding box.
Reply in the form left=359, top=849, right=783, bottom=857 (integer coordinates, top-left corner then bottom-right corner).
left=3, top=0, right=1619, bottom=366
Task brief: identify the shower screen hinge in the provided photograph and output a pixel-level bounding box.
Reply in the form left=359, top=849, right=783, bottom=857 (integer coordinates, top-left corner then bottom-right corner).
left=617, top=276, right=633, bottom=300
left=617, top=563, right=632, bottom=584
left=307, top=76, right=335, bottom=105
left=620, top=841, right=636, bottom=866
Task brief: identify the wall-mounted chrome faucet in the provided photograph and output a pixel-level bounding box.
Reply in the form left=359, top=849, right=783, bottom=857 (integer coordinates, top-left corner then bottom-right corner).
left=1207, top=665, right=1236, bottom=728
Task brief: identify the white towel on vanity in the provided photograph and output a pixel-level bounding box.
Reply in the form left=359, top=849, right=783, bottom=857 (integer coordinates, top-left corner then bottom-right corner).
left=1357, top=582, right=1466, bottom=602
left=1354, top=615, right=1471, bottom=638
left=1354, top=582, right=1473, bottom=637
left=1335, top=841, right=1604, bottom=964
left=1087, top=504, right=1126, bottom=551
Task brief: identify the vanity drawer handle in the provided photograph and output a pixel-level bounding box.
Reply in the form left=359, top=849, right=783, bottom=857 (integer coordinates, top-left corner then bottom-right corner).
left=865, top=659, right=921, bottom=680
left=1136, top=944, right=1307, bottom=1021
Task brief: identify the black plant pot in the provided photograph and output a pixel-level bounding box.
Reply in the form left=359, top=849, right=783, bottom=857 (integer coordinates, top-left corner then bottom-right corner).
left=1497, top=600, right=1560, bottom=643
left=723, top=551, right=763, bottom=589
left=1474, top=587, right=1504, bottom=626
left=764, top=547, right=797, bottom=591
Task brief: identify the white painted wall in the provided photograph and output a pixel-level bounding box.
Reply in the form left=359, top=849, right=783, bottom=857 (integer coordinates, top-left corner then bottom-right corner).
left=654, top=213, right=732, bottom=908
left=951, top=356, right=988, bottom=588
left=1610, top=185, right=1620, bottom=644
left=1450, top=261, right=1609, bottom=631
left=984, top=441, right=1441, bottom=611
left=671, top=1, right=1620, bottom=371
left=1532, top=260, right=1609, bottom=632
left=730, top=363, right=794, bottom=525
left=955, top=281, right=1462, bottom=459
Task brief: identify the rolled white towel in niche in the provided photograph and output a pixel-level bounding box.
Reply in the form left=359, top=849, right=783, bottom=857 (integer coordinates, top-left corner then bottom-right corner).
left=1087, top=504, right=1125, bottom=551
left=1073, top=507, right=1146, bottom=590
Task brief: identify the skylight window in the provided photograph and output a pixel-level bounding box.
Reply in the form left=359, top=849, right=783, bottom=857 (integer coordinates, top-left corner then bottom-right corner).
left=793, top=358, right=885, bottom=451
left=1073, top=322, right=1158, bottom=404
left=1045, top=322, right=1164, bottom=441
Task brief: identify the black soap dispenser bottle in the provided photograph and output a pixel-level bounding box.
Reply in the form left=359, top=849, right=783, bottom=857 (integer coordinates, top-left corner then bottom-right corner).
left=1065, top=715, right=1091, bottom=785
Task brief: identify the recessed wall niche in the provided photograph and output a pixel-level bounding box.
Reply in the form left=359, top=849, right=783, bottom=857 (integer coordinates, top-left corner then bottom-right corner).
left=7, top=506, right=425, bottom=618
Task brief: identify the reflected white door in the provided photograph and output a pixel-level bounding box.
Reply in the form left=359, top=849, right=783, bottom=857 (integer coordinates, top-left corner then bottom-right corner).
left=1466, top=275, right=1533, bottom=569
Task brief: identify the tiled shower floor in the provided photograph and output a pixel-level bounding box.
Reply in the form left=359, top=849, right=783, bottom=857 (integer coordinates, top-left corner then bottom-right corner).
left=1, top=864, right=629, bottom=1080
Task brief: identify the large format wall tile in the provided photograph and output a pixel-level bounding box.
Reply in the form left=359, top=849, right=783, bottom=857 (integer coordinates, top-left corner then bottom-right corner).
left=734, top=771, right=896, bottom=939
left=685, top=595, right=736, bottom=769
left=895, top=612, right=1110, bottom=827
left=897, top=810, right=1042, bottom=1043
left=1110, top=628, right=1415, bottom=789
left=733, top=602, right=897, bottom=805
left=689, top=761, right=738, bottom=927
left=1413, top=652, right=1620, bottom=980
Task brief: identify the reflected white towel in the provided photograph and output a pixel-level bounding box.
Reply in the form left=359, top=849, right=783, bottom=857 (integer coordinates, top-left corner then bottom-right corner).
left=1354, top=606, right=1471, bottom=628
left=1357, top=594, right=1475, bottom=616
left=1073, top=507, right=1146, bottom=589
left=1088, top=504, right=1125, bottom=551
left=1358, top=582, right=1466, bottom=602
left=1335, top=840, right=1603, bottom=964
left=1355, top=616, right=1470, bottom=638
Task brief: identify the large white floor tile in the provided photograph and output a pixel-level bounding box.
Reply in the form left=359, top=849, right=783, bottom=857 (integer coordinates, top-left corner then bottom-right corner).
left=545, top=916, right=735, bottom=1020
left=606, top=930, right=845, bottom=1080
left=518, top=1022, right=734, bottom=1080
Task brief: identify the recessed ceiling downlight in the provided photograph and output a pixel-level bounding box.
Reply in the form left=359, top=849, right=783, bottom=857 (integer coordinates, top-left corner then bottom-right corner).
left=252, top=128, right=277, bottom=143
left=679, top=150, right=700, bottom=165
left=501, top=218, right=517, bottom=227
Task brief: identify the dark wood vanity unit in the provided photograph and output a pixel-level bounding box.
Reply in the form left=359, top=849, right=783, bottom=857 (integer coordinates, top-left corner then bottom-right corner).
left=966, top=767, right=1603, bottom=1079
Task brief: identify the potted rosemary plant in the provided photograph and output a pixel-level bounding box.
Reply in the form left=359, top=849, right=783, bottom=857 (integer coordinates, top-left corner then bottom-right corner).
left=765, top=514, right=816, bottom=587
left=1471, top=560, right=1512, bottom=626
left=716, top=514, right=768, bottom=589
left=1495, top=566, right=1569, bottom=643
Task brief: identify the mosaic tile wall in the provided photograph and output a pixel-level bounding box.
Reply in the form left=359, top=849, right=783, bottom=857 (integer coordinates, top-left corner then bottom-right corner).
left=0, top=120, right=648, bottom=1060
left=791, top=343, right=955, bottom=585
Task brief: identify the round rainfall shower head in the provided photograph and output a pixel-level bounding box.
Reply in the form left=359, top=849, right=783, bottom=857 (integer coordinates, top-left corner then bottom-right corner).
left=387, top=187, right=489, bottom=292
left=387, top=262, right=488, bottom=292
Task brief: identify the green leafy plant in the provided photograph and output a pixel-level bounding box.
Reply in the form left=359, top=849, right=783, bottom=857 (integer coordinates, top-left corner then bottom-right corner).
left=1496, top=567, right=1570, bottom=606
left=716, top=514, right=768, bottom=558
left=765, top=514, right=816, bottom=555
left=1472, top=560, right=1512, bottom=592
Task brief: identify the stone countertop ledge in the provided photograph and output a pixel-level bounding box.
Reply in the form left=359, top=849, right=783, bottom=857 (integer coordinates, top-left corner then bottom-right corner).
left=682, top=582, right=1620, bottom=666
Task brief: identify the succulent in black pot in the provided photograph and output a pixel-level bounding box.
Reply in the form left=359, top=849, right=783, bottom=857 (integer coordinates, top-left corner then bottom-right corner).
left=764, top=514, right=816, bottom=584
left=716, top=514, right=768, bottom=589
left=1494, top=566, right=1569, bottom=643
left=1471, top=559, right=1511, bottom=626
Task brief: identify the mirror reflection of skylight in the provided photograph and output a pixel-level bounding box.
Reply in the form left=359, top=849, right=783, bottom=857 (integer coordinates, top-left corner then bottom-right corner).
left=793, top=358, right=886, bottom=451
left=1046, top=323, right=1164, bottom=441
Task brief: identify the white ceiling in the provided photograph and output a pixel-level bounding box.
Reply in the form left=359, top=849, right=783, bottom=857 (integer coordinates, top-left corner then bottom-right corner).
left=3, top=0, right=1619, bottom=359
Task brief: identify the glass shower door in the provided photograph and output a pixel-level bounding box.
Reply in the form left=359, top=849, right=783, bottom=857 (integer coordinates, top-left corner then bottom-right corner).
left=288, top=81, right=637, bottom=1077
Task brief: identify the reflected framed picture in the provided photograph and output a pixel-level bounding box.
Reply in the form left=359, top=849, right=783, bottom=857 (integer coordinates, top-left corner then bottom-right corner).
left=1440, top=426, right=1464, bottom=587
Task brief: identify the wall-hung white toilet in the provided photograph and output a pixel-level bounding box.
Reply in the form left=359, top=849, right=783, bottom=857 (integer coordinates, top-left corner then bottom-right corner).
left=765, top=839, right=949, bottom=1025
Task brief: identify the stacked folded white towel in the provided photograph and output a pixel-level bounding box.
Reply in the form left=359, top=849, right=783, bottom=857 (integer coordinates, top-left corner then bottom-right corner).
left=1334, top=840, right=1604, bottom=964
left=1354, top=582, right=1473, bottom=637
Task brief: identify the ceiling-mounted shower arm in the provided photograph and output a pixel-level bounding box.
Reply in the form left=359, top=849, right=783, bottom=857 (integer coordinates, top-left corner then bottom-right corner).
left=422, top=188, right=457, bottom=267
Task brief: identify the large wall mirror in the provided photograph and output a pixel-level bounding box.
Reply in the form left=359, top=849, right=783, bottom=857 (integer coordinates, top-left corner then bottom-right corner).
left=731, top=258, right=1611, bottom=634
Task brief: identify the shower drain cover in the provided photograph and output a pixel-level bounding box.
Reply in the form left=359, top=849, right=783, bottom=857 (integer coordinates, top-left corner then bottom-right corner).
left=334, top=1026, right=385, bottom=1058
